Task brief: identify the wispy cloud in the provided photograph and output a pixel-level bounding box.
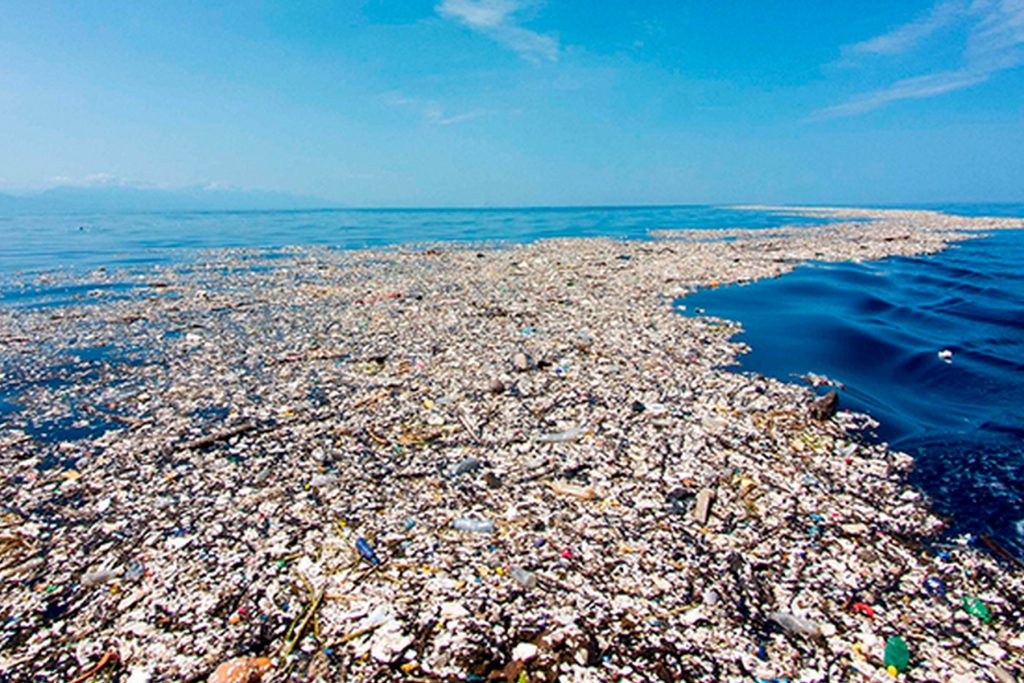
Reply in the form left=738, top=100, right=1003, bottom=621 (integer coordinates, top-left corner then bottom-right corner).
left=382, top=92, right=492, bottom=126
left=842, top=1, right=963, bottom=58
left=815, top=0, right=1024, bottom=119
left=432, top=109, right=490, bottom=125
left=436, top=0, right=559, bottom=62
left=811, top=68, right=990, bottom=119
left=967, top=0, right=1024, bottom=65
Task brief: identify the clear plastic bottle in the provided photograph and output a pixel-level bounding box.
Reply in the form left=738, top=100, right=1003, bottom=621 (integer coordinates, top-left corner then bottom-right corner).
left=538, top=426, right=585, bottom=443
left=767, top=610, right=822, bottom=637
left=451, top=518, right=495, bottom=533
left=509, top=567, right=538, bottom=589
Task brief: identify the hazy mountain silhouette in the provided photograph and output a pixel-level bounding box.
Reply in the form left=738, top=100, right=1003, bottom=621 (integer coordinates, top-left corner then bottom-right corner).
left=0, top=183, right=337, bottom=213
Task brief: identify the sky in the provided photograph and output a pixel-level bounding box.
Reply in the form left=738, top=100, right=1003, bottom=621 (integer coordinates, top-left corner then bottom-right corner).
left=1, top=0, right=1023, bottom=207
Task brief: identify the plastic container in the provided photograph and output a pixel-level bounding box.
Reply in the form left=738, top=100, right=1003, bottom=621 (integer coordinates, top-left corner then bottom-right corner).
left=451, top=518, right=495, bottom=533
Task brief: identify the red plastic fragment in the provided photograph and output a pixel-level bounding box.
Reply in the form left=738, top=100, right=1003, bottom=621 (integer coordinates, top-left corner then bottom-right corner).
left=852, top=602, right=875, bottom=618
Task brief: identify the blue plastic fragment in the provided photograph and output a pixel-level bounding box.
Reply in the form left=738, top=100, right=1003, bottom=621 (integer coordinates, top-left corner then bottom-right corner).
left=356, top=537, right=380, bottom=566
left=924, top=576, right=947, bottom=597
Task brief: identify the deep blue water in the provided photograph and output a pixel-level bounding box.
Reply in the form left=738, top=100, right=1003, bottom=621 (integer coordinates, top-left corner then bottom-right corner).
left=2, top=203, right=1024, bottom=558
left=681, top=207, right=1024, bottom=558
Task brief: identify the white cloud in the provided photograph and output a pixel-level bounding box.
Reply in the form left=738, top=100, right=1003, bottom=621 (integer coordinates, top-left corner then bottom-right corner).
left=966, top=0, right=1024, bottom=65
left=382, top=92, right=492, bottom=126
left=843, top=1, right=964, bottom=58
left=436, top=0, right=559, bottom=62
left=201, top=181, right=235, bottom=191
left=431, top=109, right=490, bottom=125
left=439, top=0, right=516, bottom=28
left=816, top=0, right=1024, bottom=118
left=811, top=69, right=990, bottom=119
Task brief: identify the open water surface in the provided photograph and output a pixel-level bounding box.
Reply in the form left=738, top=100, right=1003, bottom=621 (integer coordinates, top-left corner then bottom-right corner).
left=2, top=203, right=1024, bottom=558
left=682, top=206, right=1024, bottom=558
left=0, top=205, right=822, bottom=277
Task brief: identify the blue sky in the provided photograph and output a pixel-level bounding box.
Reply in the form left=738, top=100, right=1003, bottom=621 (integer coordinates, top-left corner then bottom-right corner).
left=1, top=0, right=1023, bottom=206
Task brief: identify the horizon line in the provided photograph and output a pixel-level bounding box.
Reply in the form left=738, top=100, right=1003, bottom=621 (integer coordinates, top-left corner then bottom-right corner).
left=4, top=200, right=1024, bottom=216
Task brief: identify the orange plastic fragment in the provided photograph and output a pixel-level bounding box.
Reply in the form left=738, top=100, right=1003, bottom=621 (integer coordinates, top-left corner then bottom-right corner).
left=208, top=657, right=273, bottom=683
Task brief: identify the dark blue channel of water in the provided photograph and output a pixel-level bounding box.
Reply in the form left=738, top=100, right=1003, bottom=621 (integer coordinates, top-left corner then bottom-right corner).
left=679, top=228, right=1024, bottom=557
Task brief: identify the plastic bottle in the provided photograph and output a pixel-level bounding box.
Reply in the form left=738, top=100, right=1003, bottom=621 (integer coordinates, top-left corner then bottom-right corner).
left=537, top=426, right=585, bottom=443
left=962, top=595, right=991, bottom=622
left=923, top=576, right=946, bottom=597
left=451, top=518, right=495, bottom=533
left=509, top=567, right=538, bottom=589
left=452, top=457, right=482, bottom=476
left=884, top=636, right=909, bottom=673
left=767, top=610, right=823, bottom=637
left=356, top=537, right=380, bottom=566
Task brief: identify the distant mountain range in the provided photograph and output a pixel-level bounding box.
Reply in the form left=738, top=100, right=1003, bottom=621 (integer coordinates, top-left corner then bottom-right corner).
left=0, top=184, right=337, bottom=213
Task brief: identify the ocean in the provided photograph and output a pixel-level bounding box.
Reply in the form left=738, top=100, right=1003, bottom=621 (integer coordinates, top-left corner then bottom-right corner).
left=681, top=204, right=1024, bottom=558
left=0, top=205, right=825, bottom=277
left=2, top=203, right=1023, bottom=558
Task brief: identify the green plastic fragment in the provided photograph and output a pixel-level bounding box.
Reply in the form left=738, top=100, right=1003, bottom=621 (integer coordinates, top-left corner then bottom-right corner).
left=517, top=673, right=528, bottom=683
left=884, top=636, right=910, bottom=673
left=962, top=595, right=991, bottom=622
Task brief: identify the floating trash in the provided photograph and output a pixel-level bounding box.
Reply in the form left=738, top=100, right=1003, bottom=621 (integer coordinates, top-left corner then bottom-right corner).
left=0, top=207, right=1021, bottom=680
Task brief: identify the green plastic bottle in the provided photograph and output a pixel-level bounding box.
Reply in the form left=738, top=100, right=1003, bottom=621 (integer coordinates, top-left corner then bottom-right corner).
left=962, top=595, right=991, bottom=622
left=884, top=636, right=910, bottom=673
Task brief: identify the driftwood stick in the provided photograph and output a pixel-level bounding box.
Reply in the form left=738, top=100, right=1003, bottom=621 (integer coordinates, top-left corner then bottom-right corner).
left=177, top=421, right=256, bottom=451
